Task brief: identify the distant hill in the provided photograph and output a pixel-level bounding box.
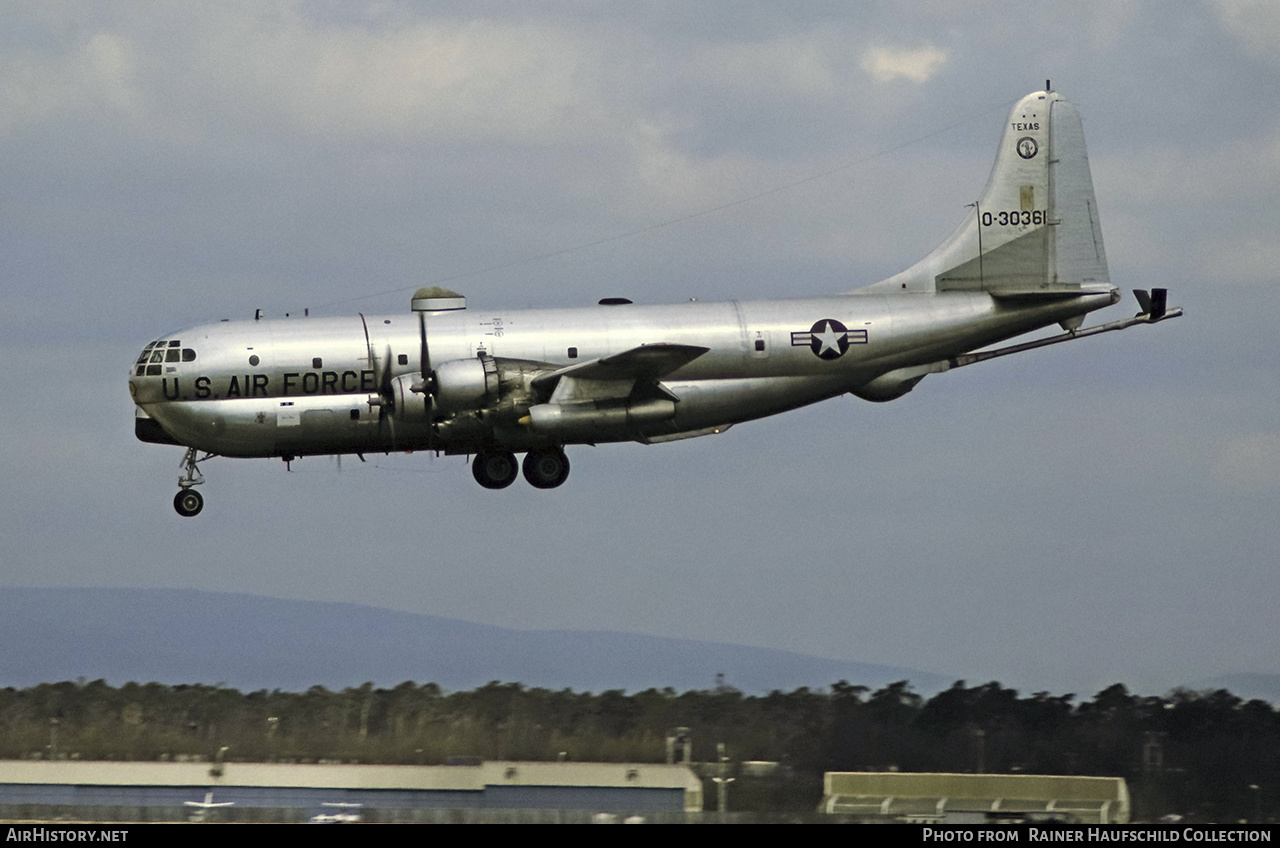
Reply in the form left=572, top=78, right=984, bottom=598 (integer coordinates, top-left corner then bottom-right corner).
left=0, top=588, right=950, bottom=694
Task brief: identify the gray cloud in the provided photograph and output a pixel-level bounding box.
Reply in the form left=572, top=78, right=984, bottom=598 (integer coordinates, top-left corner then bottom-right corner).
left=1, top=1, right=1276, bottom=697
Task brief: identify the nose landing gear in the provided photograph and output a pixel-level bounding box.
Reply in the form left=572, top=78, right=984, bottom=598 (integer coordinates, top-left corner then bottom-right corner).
left=174, top=489, right=203, bottom=517
left=173, top=447, right=212, bottom=517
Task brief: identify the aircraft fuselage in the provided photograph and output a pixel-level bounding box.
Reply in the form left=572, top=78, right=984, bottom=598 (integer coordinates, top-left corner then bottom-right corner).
left=131, top=289, right=1116, bottom=459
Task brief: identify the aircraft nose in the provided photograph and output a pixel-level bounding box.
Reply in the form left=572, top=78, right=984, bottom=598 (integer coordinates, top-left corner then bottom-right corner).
left=133, top=343, right=153, bottom=377
left=129, top=339, right=168, bottom=404
left=129, top=345, right=145, bottom=400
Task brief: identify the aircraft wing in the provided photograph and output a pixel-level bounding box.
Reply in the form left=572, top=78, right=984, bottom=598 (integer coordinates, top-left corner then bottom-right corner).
left=532, top=343, right=709, bottom=403
left=536, top=343, right=710, bottom=383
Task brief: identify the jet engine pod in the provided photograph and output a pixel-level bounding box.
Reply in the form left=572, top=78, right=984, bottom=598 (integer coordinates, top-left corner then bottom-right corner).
left=432, top=355, right=500, bottom=414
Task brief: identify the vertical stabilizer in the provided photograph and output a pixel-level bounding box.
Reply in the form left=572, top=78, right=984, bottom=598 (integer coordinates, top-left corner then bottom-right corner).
left=1047, top=97, right=1109, bottom=288
left=866, top=88, right=1111, bottom=296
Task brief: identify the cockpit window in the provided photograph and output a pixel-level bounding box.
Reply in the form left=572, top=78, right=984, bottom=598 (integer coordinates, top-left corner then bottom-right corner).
left=136, top=338, right=191, bottom=375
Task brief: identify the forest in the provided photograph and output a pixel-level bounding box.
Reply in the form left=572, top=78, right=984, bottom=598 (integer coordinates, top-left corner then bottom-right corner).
left=0, top=678, right=1274, bottom=821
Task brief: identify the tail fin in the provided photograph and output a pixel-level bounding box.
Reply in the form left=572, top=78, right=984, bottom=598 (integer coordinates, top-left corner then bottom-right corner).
left=870, top=87, right=1111, bottom=296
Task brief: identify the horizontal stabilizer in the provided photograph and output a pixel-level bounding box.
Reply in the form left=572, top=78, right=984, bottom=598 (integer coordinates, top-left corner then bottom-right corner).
left=989, top=282, right=1117, bottom=301
left=947, top=289, right=1182, bottom=370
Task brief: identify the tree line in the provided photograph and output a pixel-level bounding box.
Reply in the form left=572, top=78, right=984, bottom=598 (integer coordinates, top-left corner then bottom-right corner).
left=0, top=678, right=1274, bottom=820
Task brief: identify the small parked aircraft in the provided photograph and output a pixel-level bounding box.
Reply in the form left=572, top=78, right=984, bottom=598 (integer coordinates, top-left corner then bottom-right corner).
left=184, top=791, right=235, bottom=822
left=129, top=85, right=1179, bottom=516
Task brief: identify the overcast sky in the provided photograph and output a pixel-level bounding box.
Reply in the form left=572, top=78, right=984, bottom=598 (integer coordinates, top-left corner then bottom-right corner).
left=3, top=1, right=1278, bottom=697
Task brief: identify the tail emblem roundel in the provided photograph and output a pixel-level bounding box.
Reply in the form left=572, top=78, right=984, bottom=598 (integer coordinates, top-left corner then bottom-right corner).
left=1016, top=136, right=1038, bottom=159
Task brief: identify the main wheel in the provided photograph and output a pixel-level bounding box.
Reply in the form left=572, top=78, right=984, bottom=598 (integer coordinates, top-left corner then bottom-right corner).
left=472, top=450, right=518, bottom=489
left=174, top=489, right=204, bottom=517
left=522, top=448, right=570, bottom=489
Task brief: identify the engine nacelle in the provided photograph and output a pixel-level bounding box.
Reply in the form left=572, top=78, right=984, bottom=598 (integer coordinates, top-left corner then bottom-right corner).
left=525, top=399, right=676, bottom=436
left=389, top=374, right=432, bottom=424
left=432, top=355, right=500, bottom=414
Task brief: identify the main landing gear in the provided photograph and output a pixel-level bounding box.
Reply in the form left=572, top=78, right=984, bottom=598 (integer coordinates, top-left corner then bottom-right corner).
left=522, top=447, right=570, bottom=489
left=173, top=447, right=211, bottom=517
left=472, top=450, right=518, bottom=489
left=471, top=448, right=570, bottom=490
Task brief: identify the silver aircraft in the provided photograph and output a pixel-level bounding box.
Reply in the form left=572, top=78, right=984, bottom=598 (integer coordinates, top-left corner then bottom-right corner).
left=129, top=86, right=1180, bottom=516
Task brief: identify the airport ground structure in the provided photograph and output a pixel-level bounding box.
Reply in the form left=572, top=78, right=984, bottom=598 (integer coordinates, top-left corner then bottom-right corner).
left=821, top=772, right=1130, bottom=824
left=0, top=760, right=701, bottom=823
left=0, top=761, right=1130, bottom=824
left=0, top=679, right=1275, bottom=821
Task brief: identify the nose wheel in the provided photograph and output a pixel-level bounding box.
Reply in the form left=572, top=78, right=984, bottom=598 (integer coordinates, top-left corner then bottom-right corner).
left=173, top=447, right=212, bottom=517
left=174, top=489, right=204, bottom=517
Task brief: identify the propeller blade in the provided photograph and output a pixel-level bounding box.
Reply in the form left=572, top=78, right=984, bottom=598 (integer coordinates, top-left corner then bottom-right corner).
left=417, top=310, right=439, bottom=450
left=380, top=344, right=396, bottom=414
left=419, top=311, right=430, bottom=386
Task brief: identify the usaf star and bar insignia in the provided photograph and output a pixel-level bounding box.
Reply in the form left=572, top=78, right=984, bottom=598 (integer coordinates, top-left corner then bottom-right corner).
left=791, top=319, right=867, bottom=360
